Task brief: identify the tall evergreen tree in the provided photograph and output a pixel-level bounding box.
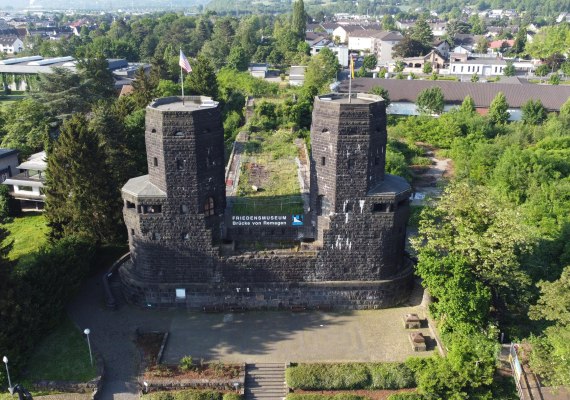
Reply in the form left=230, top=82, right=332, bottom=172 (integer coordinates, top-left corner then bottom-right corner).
left=35, top=67, right=88, bottom=119
left=45, top=114, right=119, bottom=243
left=131, top=66, right=158, bottom=109
left=488, top=92, right=510, bottom=124
left=185, top=55, right=218, bottom=99
left=77, top=56, right=116, bottom=104
left=292, top=0, right=307, bottom=41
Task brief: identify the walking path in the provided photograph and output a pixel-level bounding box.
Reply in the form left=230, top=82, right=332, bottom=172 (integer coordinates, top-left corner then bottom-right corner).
left=411, top=151, right=451, bottom=206
left=244, top=363, right=287, bottom=400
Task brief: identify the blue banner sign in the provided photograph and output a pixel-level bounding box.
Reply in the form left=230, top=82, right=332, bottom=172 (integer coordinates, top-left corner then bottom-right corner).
left=230, top=214, right=304, bottom=227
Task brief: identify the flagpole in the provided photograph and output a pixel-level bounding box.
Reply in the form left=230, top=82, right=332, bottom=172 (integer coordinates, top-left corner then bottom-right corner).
left=180, top=48, right=185, bottom=105
left=349, top=55, right=352, bottom=104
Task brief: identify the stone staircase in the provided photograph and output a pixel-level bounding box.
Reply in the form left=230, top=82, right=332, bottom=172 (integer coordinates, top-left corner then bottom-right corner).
left=245, top=363, right=287, bottom=400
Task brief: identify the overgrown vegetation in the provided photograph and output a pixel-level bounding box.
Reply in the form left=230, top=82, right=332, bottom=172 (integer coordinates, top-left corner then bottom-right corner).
left=286, top=362, right=418, bottom=390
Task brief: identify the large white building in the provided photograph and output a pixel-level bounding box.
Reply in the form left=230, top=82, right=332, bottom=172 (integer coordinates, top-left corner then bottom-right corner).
left=3, top=151, right=47, bottom=209
left=0, top=36, right=23, bottom=54
left=449, top=58, right=507, bottom=76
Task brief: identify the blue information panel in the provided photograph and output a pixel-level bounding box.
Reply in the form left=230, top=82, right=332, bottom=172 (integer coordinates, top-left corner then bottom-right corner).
left=230, top=214, right=304, bottom=227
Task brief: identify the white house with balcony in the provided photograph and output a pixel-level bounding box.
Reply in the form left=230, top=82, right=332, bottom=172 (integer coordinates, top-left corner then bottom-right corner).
left=3, top=151, right=47, bottom=209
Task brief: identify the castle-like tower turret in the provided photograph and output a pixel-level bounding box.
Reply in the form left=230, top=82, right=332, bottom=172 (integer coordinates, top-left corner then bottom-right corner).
left=120, top=97, right=226, bottom=292
left=310, top=93, right=411, bottom=280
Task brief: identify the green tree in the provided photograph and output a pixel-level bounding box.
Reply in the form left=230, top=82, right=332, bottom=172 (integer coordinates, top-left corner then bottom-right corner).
left=549, top=73, right=561, bottom=85
left=45, top=114, right=118, bottom=243
left=392, top=36, right=431, bottom=58
left=362, top=54, right=377, bottom=71
left=381, top=14, right=396, bottom=31
left=528, top=266, right=570, bottom=386
left=410, top=16, right=434, bottom=47
left=560, top=97, right=570, bottom=116
left=291, top=0, right=307, bottom=41
left=394, top=60, right=405, bottom=73
left=35, top=67, right=88, bottom=119
left=417, top=332, right=497, bottom=398
left=535, top=64, right=550, bottom=77
left=416, top=87, right=445, bottom=115
left=513, top=27, right=527, bottom=55
left=470, top=73, right=479, bottom=82
left=422, top=61, right=433, bottom=74
left=227, top=45, right=250, bottom=71
left=474, top=36, right=488, bottom=54
left=304, top=47, right=339, bottom=92
left=488, top=92, right=510, bottom=124
left=0, top=185, right=20, bottom=222
left=0, top=98, right=50, bottom=157
left=459, top=95, right=476, bottom=114
left=76, top=56, right=116, bottom=104
left=369, top=86, right=391, bottom=107
left=503, top=62, right=516, bottom=77
left=411, top=183, right=532, bottom=321
left=130, top=66, right=158, bottom=109
left=185, top=54, right=218, bottom=99
left=521, top=99, right=547, bottom=125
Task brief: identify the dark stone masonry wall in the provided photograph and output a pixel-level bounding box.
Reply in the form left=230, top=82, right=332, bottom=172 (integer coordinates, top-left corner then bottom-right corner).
left=119, top=95, right=414, bottom=310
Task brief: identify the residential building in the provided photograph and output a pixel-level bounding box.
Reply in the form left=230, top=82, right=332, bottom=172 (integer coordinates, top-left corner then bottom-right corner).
left=289, top=66, right=307, bottom=86
left=348, top=29, right=381, bottom=52
left=3, top=151, right=46, bottom=209
left=248, top=63, right=268, bottom=79
left=450, top=58, right=507, bottom=76
left=402, top=50, right=446, bottom=71
left=0, top=35, right=23, bottom=54
left=433, top=40, right=450, bottom=58
left=0, top=149, right=19, bottom=182
left=376, top=31, right=403, bottom=66
left=332, top=24, right=364, bottom=43
left=429, top=21, right=447, bottom=37
left=311, top=42, right=349, bottom=67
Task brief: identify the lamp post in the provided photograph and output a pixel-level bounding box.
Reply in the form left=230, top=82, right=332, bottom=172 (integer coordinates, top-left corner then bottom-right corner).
left=2, top=356, right=12, bottom=391
left=84, top=329, right=93, bottom=366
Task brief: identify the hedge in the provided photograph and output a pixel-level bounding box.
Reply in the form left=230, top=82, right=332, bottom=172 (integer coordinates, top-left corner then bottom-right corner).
left=286, top=363, right=417, bottom=390
left=144, top=390, right=232, bottom=400
left=386, top=394, right=424, bottom=400
left=286, top=394, right=370, bottom=400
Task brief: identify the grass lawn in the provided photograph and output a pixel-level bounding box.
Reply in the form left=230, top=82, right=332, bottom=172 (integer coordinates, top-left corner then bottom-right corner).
left=25, top=317, right=98, bottom=382
left=2, top=212, right=48, bottom=261
left=235, top=129, right=303, bottom=215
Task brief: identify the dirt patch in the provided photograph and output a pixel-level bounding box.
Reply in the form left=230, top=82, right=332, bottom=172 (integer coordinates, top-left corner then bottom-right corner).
left=292, top=389, right=418, bottom=400
left=243, top=162, right=270, bottom=189
left=136, top=332, right=165, bottom=365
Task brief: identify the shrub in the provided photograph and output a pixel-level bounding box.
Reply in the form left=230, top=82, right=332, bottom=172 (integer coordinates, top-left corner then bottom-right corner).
left=222, top=393, right=242, bottom=400
left=286, top=395, right=369, bottom=400
left=145, top=391, right=223, bottom=400
left=180, top=355, right=194, bottom=371
left=386, top=394, right=424, bottom=400
left=286, top=363, right=369, bottom=389
left=369, top=363, right=416, bottom=390
left=286, top=362, right=418, bottom=391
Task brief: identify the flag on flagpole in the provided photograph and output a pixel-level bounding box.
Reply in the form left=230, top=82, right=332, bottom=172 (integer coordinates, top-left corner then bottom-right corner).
left=179, top=49, right=192, bottom=73
left=350, top=54, right=355, bottom=79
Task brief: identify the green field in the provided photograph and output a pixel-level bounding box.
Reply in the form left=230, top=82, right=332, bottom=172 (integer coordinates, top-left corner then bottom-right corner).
left=2, top=212, right=48, bottom=261
left=25, top=317, right=99, bottom=382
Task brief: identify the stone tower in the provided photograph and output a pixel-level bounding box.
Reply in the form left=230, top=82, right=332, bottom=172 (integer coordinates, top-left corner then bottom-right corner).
left=310, top=93, right=411, bottom=280
left=120, top=97, right=226, bottom=296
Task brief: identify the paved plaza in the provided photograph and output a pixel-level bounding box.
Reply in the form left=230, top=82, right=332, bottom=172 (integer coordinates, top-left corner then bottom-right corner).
left=163, top=308, right=434, bottom=364
left=67, top=272, right=431, bottom=399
